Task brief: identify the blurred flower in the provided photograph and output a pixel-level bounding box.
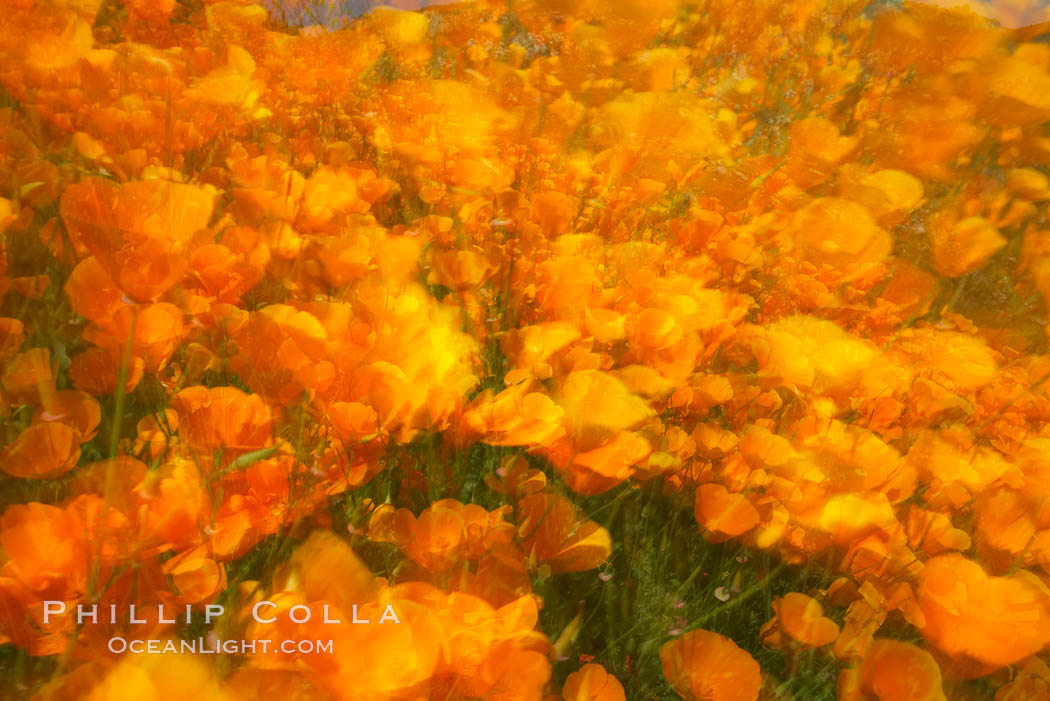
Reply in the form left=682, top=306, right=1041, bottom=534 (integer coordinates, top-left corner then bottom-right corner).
left=660, top=629, right=762, bottom=701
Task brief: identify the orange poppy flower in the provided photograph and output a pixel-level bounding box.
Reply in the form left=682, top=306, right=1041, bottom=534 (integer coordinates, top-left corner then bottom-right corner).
left=245, top=539, right=447, bottom=697
left=890, top=328, right=999, bottom=393
left=228, top=154, right=306, bottom=225
left=784, top=117, right=858, bottom=189
left=660, top=629, right=762, bottom=701
left=500, top=322, right=583, bottom=382
left=229, top=304, right=331, bottom=404
left=2, top=6, right=96, bottom=76
left=68, top=346, right=145, bottom=396
left=842, top=533, right=923, bottom=585
left=484, top=455, right=548, bottom=498
left=1, top=347, right=55, bottom=406
left=858, top=639, right=946, bottom=701
left=171, top=385, right=273, bottom=459
left=60, top=178, right=216, bottom=302
left=450, top=549, right=535, bottom=610
left=818, top=493, right=899, bottom=545
left=69, top=456, right=148, bottom=519
left=517, top=493, right=612, bottom=573
left=161, top=545, right=226, bottom=604
left=562, top=663, right=626, bottom=701
left=428, top=249, right=496, bottom=292
left=80, top=302, right=186, bottom=374
left=313, top=229, right=374, bottom=288
left=630, top=307, right=684, bottom=352
left=760, top=593, right=840, bottom=650
left=465, top=644, right=552, bottom=701
left=917, top=553, right=1050, bottom=666
left=904, top=506, right=972, bottom=556
left=137, top=459, right=208, bottom=552
left=551, top=429, right=653, bottom=495
left=975, top=487, right=1036, bottom=566
left=0, top=502, right=87, bottom=599
left=465, top=384, right=567, bottom=448
left=283, top=531, right=387, bottom=614
left=789, top=197, right=892, bottom=273
left=695, top=484, right=760, bottom=542
left=0, top=422, right=80, bottom=479
left=295, top=166, right=371, bottom=232
left=928, top=212, right=1006, bottom=278
left=64, top=493, right=132, bottom=567
left=0, top=495, right=85, bottom=654
left=530, top=191, right=579, bottom=237
left=186, top=243, right=264, bottom=306
left=186, top=45, right=264, bottom=116
left=533, top=257, right=602, bottom=318
left=755, top=316, right=885, bottom=395
left=592, top=92, right=727, bottom=181
left=838, top=166, right=924, bottom=228
left=33, top=390, right=100, bottom=443
left=392, top=500, right=514, bottom=573
left=64, top=256, right=125, bottom=326
left=0, top=318, right=24, bottom=364
left=209, top=456, right=303, bottom=561
left=324, top=401, right=380, bottom=443
left=880, top=261, right=939, bottom=320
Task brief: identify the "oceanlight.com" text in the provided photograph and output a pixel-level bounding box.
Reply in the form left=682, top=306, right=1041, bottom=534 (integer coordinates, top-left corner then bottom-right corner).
left=107, top=637, right=335, bottom=655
